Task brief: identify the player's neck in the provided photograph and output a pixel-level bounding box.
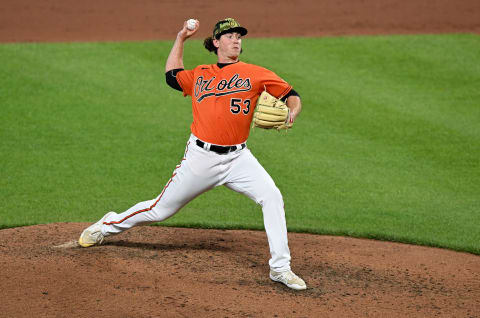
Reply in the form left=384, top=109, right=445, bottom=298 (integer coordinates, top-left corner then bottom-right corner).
left=217, top=54, right=239, bottom=64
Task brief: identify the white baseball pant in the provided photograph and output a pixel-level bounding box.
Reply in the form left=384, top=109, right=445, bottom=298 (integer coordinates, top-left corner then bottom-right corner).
left=100, top=134, right=291, bottom=272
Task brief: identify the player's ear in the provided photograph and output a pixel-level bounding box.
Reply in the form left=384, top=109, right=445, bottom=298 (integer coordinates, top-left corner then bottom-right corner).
left=213, top=38, right=220, bottom=49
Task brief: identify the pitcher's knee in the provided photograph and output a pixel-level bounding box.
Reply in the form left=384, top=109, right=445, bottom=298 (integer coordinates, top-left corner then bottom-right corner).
left=147, top=203, right=175, bottom=222
left=261, top=186, right=284, bottom=206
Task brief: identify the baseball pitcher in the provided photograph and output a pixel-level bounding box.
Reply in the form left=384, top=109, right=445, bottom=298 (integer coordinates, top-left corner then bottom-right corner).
left=79, top=18, right=306, bottom=290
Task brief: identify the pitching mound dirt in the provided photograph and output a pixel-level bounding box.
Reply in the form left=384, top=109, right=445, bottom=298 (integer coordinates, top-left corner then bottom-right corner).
left=1, top=224, right=479, bottom=317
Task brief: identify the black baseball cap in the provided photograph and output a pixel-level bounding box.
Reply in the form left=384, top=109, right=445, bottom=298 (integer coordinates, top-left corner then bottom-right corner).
left=213, top=18, right=248, bottom=39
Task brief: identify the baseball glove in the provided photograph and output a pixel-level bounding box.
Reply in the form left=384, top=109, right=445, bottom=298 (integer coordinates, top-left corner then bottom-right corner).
left=253, top=90, right=293, bottom=130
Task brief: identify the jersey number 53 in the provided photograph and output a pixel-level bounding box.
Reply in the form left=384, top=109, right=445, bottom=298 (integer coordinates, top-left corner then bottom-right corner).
left=230, top=98, right=251, bottom=115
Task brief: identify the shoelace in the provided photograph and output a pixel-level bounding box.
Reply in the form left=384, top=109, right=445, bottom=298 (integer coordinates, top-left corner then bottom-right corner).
left=87, top=230, right=104, bottom=243
left=276, top=271, right=297, bottom=282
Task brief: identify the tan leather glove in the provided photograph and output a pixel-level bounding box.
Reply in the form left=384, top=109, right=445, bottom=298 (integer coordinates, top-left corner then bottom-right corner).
left=253, top=90, right=293, bottom=130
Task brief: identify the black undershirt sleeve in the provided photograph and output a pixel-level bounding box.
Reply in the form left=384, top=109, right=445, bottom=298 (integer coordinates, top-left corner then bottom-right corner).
left=165, top=68, right=184, bottom=92
left=281, top=88, right=300, bottom=102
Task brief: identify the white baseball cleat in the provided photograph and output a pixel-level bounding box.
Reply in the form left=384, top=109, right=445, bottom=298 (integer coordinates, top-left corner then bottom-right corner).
left=270, top=270, right=307, bottom=290
left=78, top=212, right=116, bottom=247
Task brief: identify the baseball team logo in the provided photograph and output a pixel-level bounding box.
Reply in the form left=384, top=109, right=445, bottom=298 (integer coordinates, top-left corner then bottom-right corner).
left=194, top=73, right=252, bottom=102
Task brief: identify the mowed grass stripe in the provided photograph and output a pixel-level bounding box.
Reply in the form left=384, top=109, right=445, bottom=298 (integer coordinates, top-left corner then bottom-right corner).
left=1, top=34, right=479, bottom=254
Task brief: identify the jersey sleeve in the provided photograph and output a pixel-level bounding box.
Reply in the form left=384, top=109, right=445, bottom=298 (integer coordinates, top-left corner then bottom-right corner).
left=176, top=69, right=195, bottom=97
left=258, top=67, right=292, bottom=99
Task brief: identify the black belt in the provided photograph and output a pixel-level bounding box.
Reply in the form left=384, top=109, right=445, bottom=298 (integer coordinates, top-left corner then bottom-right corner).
left=196, top=139, right=246, bottom=154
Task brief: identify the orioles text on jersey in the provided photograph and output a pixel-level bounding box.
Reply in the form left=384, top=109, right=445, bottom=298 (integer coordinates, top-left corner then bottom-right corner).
left=195, top=74, right=252, bottom=102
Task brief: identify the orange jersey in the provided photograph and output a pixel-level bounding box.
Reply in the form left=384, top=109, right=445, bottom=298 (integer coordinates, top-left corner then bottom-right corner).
left=176, top=61, right=292, bottom=145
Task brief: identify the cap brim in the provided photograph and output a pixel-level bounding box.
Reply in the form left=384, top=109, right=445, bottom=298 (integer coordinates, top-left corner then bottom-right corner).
left=216, top=26, right=248, bottom=38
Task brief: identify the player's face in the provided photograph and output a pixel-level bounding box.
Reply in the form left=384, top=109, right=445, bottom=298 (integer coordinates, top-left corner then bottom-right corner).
left=215, top=32, right=242, bottom=61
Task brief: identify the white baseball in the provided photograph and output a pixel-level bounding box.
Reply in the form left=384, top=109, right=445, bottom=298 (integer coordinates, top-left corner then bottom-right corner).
left=187, top=19, right=197, bottom=31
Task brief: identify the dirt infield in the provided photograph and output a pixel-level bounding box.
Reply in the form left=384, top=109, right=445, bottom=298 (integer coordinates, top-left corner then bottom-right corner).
left=1, top=224, right=479, bottom=317
left=0, top=0, right=479, bottom=42
left=1, top=0, right=480, bottom=317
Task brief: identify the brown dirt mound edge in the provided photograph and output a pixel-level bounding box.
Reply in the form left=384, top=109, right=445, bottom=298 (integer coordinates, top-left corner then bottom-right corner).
left=1, top=223, right=479, bottom=318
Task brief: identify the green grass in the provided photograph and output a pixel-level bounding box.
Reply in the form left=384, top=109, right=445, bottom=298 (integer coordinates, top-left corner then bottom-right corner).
left=1, top=34, right=479, bottom=254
